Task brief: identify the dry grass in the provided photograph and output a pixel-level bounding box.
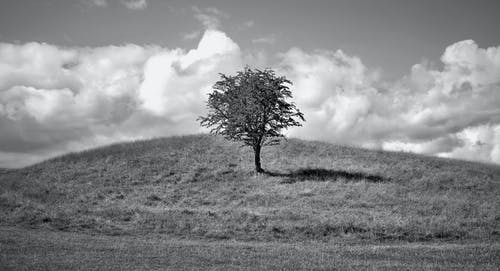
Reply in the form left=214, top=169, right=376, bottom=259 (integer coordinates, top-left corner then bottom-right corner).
left=2, top=227, right=499, bottom=270
left=1, top=134, right=499, bottom=242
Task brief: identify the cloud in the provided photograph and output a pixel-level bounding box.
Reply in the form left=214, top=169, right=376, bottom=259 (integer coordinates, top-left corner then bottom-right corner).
left=277, top=48, right=381, bottom=144
left=252, top=34, right=277, bottom=45
left=236, top=20, right=255, bottom=31
left=122, top=0, right=147, bottom=10
left=192, top=6, right=229, bottom=30
left=0, top=30, right=242, bottom=167
left=182, top=30, right=201, bottom=41
left=280, top=40, right=500, bottom=164
left=83, top=0, right=107, bottom=8
left=82, top=0, right=148, bottom=10
left=439, top=125, right=500, bottom=163
left=244, top=21, right=255, bottom=28
left=1, top=32, right=500, bottom=167
left=138, top=30, right=241, bottom=116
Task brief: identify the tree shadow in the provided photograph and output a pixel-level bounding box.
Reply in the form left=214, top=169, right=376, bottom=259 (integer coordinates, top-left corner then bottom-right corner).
left=264, top=168, right=386, bottom=184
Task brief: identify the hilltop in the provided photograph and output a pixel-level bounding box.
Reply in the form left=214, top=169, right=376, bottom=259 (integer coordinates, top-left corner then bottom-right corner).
left=1, top=134, right=499, bottom=242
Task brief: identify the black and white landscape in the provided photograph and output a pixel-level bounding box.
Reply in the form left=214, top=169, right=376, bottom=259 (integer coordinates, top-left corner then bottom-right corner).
left=1, top=0, right=499, bottom=270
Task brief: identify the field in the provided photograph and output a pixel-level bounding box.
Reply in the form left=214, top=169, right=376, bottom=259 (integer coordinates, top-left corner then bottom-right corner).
left=2, top=227, right=499, bottom=270
left=1, top=134, right=500, bottom=269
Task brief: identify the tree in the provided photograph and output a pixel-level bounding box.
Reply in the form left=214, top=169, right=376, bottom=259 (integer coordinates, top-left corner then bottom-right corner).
left=199, top=67, right=305, bottom=173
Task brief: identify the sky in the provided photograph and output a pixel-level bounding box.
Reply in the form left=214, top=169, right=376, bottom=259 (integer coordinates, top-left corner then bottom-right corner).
left=0, top=0, right=500, bottom=167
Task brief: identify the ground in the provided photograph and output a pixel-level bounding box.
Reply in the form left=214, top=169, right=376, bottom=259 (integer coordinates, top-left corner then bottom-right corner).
left=2, top=227, right=499, bottom=270
left=1, top=135, right=499, bottom=269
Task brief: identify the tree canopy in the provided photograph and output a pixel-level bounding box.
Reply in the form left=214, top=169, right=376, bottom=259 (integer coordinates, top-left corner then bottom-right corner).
left=199, top=67, right=304, bottom=172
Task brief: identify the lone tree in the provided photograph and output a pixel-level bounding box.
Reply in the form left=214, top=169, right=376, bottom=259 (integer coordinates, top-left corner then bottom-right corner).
left=199, top=67, right=304, bottom=173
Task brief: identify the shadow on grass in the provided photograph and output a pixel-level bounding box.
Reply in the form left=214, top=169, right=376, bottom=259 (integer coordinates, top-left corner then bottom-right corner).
left=265, top=168, right=386, bottom=184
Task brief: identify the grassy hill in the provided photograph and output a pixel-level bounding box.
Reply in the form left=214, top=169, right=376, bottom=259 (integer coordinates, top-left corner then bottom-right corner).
left=1, top=134, right=499, bottom=242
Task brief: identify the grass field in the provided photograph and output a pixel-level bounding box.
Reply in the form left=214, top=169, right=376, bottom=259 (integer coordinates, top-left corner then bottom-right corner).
left=1, top=134, right=500, bottom=269
left=1, top=227, right=499, bottom=270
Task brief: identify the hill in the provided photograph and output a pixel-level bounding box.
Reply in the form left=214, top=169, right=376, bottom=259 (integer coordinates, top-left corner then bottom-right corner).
left=1, top=134, right=499, bottom=242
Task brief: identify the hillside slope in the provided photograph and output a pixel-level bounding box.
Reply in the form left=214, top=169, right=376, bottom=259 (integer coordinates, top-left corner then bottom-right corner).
left=1, top=134, right=499, bottom=242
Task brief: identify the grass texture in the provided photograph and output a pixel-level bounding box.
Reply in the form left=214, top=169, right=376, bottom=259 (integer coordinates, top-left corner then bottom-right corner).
left=2, top=226, right=499, bottom=270
left=1, top=134, right=499, bottom=242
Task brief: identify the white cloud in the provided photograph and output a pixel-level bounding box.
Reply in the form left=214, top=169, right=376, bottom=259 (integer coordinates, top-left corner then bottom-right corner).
left=122, top=0, right=147, bottom=10
left=82, top=0, right=147, bottom=10
left=192, top=6, right=228, bottom=30
left=182, top=30, right=201, bottom=41
left=0, top=30, right=242, bottom=167
left=204, top=7, right=229, bottom=18
left=83, top=0, right=108, bottom=8
left=278, top=48, right=381, bottom=143
left=138, top=30, right=241, bottom=116
left=1, top=33, right=500, bottom=167
left=440, top=125, right=500, bottom=164
left=279, top=41, right=500, bottom=164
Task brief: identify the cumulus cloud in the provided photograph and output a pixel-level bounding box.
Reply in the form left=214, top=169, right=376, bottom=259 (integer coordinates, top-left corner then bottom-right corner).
left=1, top=32, right=500, bottom=167
left=0, top=30, right=242, bottom=167
left=138, top=30, right=241, bottom=116
left=277, top=48, right=381, bottom=144
left=280, top=40, right=500, bottom=164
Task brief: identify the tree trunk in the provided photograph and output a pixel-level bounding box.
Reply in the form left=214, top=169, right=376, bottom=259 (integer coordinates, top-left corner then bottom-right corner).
left=254, top=145, right=263, bottom=173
